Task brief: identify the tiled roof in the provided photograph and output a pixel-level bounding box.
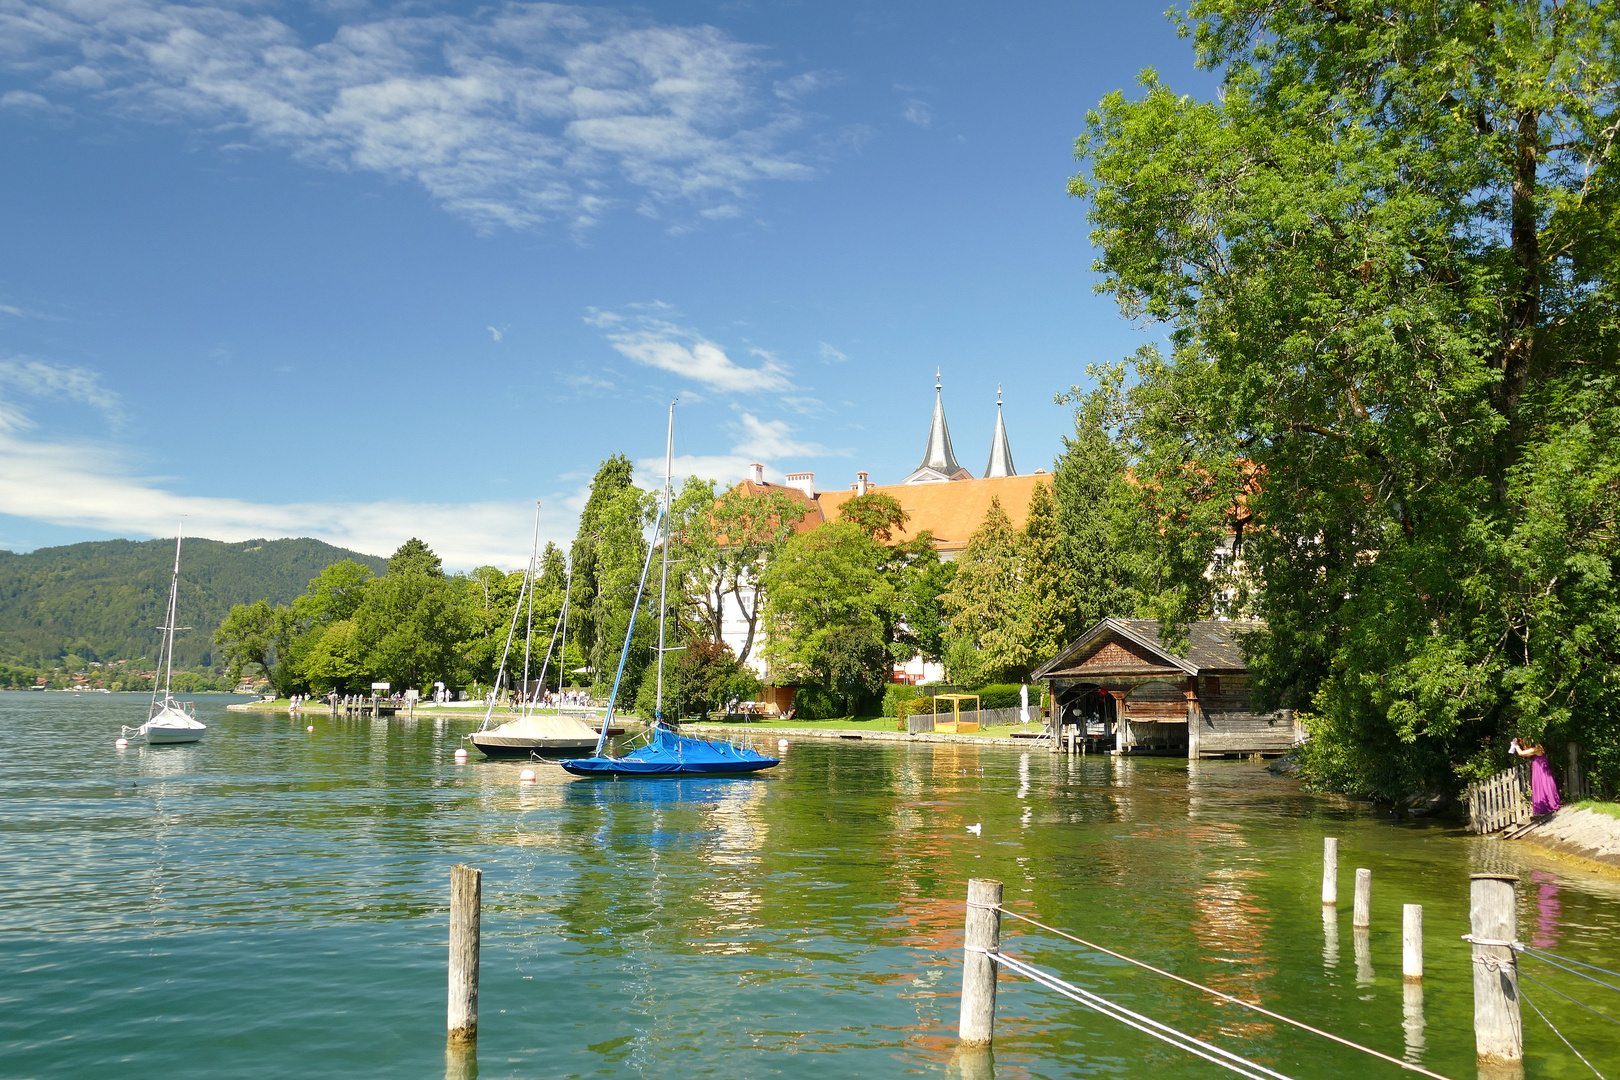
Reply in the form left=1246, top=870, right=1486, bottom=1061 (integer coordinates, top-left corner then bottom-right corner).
left=816, top=473, right=1053, bottom=552
left=1034, top=617, right=1259, bottom=678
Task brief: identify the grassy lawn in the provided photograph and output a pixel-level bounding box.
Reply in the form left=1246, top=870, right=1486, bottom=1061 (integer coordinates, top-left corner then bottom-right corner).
left=1574, top=800, right=1620, bottom=819
left=685, top=715, right=1045, bottom=739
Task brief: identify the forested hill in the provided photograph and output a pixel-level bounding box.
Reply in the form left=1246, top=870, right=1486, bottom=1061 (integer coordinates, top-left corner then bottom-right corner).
left=0, top=538, right=387, bottom=670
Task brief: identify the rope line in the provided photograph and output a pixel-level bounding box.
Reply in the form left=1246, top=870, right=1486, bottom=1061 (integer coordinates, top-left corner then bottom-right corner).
left=1521, top=949, right=1620, bottom=997
left=991, top=906, right=1453, bottom=1080
left=1519, top=969, right=1620, bottom=1031
left=989, top=950, right=1294, bottom=1080
left=1521, top=946, right=1620, bottom=986
left=1521, top=985, right=1608, bottom=1080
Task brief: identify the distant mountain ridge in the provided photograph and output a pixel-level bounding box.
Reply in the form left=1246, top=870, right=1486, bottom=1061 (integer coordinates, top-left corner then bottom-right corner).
left=0, top=537, right=388, bottom=669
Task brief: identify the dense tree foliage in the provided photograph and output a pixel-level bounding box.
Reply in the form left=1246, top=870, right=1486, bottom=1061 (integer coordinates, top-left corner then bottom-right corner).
left=1072, top=0, right=1620, bottom=797
left=0, top=537, right=384, bottom=670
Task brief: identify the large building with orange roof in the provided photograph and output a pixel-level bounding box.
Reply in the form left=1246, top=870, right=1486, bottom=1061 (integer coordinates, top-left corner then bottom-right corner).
left=720, top=376, right=1053, bottom=683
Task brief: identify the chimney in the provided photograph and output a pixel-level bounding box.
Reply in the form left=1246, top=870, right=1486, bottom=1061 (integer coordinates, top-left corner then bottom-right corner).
left=748, top=463, right=765, bottom=485
left=785, top=471, right=816, bottom=497
left=856, top=471, right=871, bottom=496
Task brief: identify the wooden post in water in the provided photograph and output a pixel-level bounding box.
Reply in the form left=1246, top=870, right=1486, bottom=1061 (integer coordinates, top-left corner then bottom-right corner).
left=448, top=864, right=481, bottom=1042
left=959, top=878, right=1002, bottom=1047
left=1352, top=868, right=1372, bottom=928
left=1470, top=874, right=1522, bottom=1066
left=1321, top=838, right=1338, bottom=906
left=1403, top=904, right=1423, bottom=981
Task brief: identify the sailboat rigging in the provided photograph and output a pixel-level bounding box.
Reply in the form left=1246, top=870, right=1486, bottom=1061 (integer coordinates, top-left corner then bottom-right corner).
left=466, top=502, right=603, bottom=758
left=122, top=525, right=207, bottom=745
left=559, top=402, right=779, bottom=778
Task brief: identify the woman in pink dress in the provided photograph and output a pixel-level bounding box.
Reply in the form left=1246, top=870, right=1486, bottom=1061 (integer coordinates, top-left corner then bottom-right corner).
left=1511, top=739, right=1562, bottom=815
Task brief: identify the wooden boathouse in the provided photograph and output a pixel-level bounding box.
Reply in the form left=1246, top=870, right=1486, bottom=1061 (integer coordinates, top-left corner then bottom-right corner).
left=1032, top=618, right=1301, bottom=758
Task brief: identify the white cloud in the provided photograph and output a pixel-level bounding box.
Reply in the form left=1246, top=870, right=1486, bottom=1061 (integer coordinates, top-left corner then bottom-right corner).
left=818, top=341, right=848, bottom=363
left=0, top=423, right=582, bottom=569
left=731, top=413, right=828, bottom=459
left=0, top=88, right=70, bottom=117
left=0, top=360, right=580, bottom=568
left=590, top=309, right=790, bottom=393
left=0, top=1, right=825, bottom=231
left=487, top=326, right=502, bottom=342
left=0, top=356, right=121, bottom=430
left=900, top=98, right=932, bottom=127
left=634, top=411, right=840, bottom=488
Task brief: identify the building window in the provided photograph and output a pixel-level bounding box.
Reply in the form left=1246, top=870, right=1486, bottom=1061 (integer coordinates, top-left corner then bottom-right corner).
left=1206, top=676, right=1221, bottom=697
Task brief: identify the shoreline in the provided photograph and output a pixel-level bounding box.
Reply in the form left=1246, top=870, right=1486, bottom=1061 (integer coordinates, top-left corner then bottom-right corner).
left=1510, top=805, right=1620, bottom=872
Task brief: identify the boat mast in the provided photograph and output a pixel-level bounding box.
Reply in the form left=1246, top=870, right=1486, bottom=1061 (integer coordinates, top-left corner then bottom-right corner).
left=158, top=523, right=183, bottom=708
left=556, top=557, right=573, bottom=715
left=478, top=504, right=539, bottom=733
left=519, top=500, right=540, bottom=717
left=654, top=401, right=675, bottom=725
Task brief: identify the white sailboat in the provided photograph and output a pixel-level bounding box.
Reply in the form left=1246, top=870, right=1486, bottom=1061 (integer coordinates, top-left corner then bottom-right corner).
left=123, top=527, right=207, bottom=746
left=467, top=503, right=602, bottom=758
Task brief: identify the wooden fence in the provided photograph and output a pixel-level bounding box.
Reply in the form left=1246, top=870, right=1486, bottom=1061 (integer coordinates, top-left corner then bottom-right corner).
left=1465, top=763, right=1531, bottom=834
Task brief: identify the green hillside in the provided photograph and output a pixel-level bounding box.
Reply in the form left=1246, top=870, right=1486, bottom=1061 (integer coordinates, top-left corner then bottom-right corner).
left=0, top=537, right=388, bottom=670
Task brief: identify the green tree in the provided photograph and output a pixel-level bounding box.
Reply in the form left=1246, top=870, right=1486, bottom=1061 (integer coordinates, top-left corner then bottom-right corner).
left=761, top=522, right=893, bottom=715
left=589, top=484, right=657, bottom=706
left=352, top=540, right=474, bottom=691
left=1053, top=400, right=1156, bottom=632
left=1072, top=0, right=1620, bottom=798
left=1015, top=481, right=1077, bottom=668
left=836, top=492, right=943, bottom=666
left=569, top=454, right=636, bottom=674
left=214, top=599, right=297, bottom=694
left=682, top=482, right=810, bottom=663
left=942, top=497, right=1025, bottom=680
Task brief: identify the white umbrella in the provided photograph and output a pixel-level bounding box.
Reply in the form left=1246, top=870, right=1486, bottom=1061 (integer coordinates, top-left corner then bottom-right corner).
left=1019, top=683, right=1030, bottom=724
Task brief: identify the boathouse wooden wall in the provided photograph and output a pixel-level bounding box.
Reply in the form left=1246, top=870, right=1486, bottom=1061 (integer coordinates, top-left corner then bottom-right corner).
left=1191, top=675, right=1296, bottom=755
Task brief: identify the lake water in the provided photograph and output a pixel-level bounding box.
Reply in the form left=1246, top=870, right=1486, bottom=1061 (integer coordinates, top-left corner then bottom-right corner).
left=2, top=693, right=1617, bottom=1080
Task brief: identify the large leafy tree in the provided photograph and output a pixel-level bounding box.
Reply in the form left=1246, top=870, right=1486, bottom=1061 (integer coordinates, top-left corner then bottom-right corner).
left=761, top=522, right=894, bottom=715
left=1073, top=0, right=1620, bottom=797
left=569, top=454, right=636, bottom=673
left=684, top=482, right=809, bottom=663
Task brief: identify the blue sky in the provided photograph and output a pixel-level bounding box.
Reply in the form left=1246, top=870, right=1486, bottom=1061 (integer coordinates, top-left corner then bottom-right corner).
left=0, top=0, right=1213, bottom=568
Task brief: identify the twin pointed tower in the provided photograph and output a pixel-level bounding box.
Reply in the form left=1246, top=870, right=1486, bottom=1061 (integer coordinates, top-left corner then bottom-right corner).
left=901, top=372, right=1017, bottom=484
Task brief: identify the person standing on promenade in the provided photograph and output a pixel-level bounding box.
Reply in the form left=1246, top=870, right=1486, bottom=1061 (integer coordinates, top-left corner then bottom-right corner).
left=1510, top=738, right=1562, bottom=815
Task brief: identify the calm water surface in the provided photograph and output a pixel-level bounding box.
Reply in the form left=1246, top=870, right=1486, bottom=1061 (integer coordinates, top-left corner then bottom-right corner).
left=2, top=694, right=1617, bottom=1079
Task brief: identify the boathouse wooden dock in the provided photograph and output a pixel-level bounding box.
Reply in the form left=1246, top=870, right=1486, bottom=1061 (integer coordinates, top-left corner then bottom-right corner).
left=1033, top=618, right=1301, bottom=758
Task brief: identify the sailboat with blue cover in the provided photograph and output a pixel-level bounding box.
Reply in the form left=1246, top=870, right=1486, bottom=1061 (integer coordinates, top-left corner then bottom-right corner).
left=559, top=403, right=779, bottom=779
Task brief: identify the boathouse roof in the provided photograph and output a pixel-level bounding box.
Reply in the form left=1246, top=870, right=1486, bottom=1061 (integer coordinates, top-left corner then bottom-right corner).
left=1033, top=618, right=1259, bottom=681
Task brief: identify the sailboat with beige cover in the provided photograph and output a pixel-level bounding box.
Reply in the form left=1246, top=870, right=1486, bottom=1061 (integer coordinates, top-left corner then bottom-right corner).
left=467, top=503, right=601, bottom=758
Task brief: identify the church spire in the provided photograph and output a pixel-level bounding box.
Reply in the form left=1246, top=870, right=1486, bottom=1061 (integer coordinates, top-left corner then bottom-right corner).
left=984, top=385, right=1016, bottom=478
left=916, top=369, right=962, bottom=477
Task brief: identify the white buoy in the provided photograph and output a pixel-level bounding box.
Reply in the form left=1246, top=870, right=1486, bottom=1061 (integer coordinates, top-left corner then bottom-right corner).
left=966, top=823, right=982, bottom=836
left=114, top=737, right=129, bottom=749
left=453, top=747, right=468, bottom=761
left=778, top=738, right=788, bottom=748
left=306, top=725, right=315, bottom=733
left=519, top=768, right=536, bottom=782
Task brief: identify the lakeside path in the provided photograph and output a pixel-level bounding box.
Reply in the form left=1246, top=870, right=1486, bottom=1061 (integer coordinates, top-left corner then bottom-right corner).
left=1513, top=804, right=1620, bottom=872
left=227, top=701, right=1043, bottom=745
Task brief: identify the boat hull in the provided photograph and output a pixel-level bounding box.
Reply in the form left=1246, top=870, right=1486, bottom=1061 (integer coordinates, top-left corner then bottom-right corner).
left=558, top=756, right=778, bottom=777
left=558, top=725, right=779, bottom=777
left=468, top=733, right=599, bottom=758
left=143, top=724, right=206, bottom=745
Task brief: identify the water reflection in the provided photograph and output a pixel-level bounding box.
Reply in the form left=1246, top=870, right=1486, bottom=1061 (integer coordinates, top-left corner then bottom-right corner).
left=444, top=1040, right=477, bottom=1080
left=1322, top=906, right=1339, bottom=970
left=1353, top=927, right=1375, bottom=987
left=1403, top=981, right=1426, bottom=1062
left=1531, top=869, right=1562, bottom=949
